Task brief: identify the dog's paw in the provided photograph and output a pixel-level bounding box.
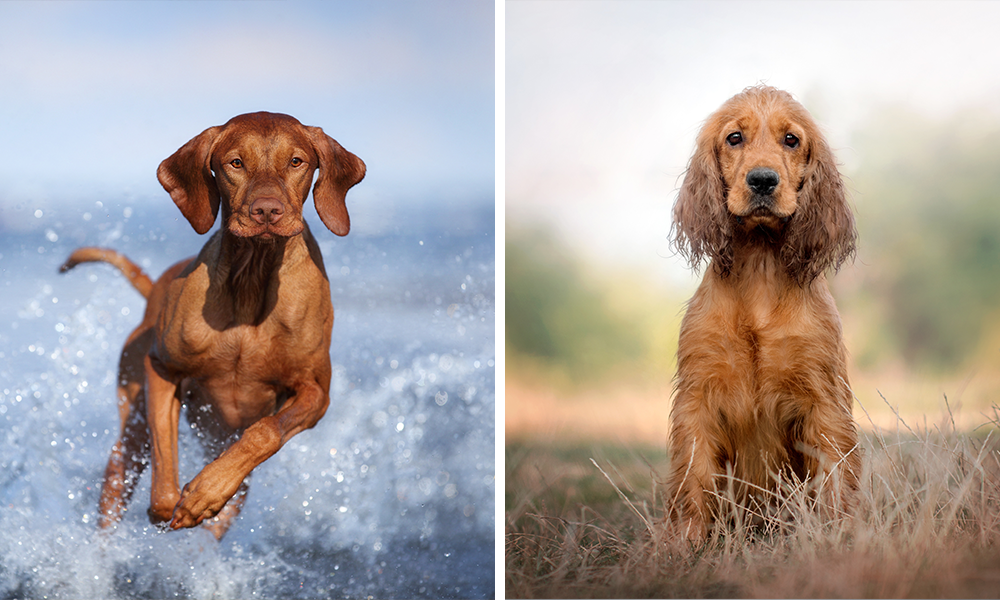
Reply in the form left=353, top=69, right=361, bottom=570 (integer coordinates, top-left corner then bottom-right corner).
left=168, top=474, right=234, bottom=530
left=147, top=491, right=181, bottom=525
left=679, top=515, right=708, bottom=543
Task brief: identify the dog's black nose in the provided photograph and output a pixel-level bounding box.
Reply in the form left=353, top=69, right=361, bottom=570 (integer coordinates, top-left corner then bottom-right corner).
left=746, top=167, right=779, bottom=195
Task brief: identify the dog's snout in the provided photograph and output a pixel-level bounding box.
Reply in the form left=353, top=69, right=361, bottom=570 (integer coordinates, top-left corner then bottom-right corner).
left=250, top=197, right=285, bottom=225
left=746, top=167, right=780, bottom=195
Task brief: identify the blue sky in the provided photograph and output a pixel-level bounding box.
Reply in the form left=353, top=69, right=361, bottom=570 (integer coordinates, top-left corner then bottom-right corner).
left=0, top=0, right=494, bottom=230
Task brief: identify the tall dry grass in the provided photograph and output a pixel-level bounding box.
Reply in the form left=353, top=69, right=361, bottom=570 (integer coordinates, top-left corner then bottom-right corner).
left=506, top=398, right=1000, bottom=598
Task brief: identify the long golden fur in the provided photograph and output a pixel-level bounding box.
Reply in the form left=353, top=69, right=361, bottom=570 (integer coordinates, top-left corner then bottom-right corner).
left=666, top=85, right=861, bottom=540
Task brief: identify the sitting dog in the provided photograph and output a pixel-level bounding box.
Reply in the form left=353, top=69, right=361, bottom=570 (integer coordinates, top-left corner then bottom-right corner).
left=666, top=86, right=861, bottom=540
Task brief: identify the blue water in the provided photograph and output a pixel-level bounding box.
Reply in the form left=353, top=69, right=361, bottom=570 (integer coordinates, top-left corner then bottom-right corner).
left=0, top=196, right=495, bottom=599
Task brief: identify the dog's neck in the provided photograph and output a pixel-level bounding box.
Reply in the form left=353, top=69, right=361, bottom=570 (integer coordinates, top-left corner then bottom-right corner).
left=723, top=225, right=797, bottom=288
left=220, top=232, right=290, bottom=325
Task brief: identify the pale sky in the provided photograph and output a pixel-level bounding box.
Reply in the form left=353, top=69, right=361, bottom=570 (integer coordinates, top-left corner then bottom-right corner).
left=506, top=1, right=1000, bottom=287
left=0, top=0, right=494, bottom=231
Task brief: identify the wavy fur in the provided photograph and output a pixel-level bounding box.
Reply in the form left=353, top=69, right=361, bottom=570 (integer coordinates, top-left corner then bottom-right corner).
left=666, top=86, right=861, bottom=541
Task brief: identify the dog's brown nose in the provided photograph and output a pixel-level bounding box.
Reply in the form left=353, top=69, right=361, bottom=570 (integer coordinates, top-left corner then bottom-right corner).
left=250, top=197, right=284, bottom=225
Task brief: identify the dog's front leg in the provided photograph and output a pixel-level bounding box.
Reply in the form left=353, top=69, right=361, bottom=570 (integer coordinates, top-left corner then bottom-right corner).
left=169, top=376, right=330, bottom=531
left=666, top=390, right=723, bottom=542
left=666, top=437, right=717, bottom=541
left=144, top=354, right=182, bottom=524
left=798, top=389, right=861, bottom=516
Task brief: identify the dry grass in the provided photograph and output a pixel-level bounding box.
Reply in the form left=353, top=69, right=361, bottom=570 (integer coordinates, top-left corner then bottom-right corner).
left=505, top=398, right=1000, bottom=598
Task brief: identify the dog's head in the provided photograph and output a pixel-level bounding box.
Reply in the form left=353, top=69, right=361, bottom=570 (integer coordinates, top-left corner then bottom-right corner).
left=672, top=86, right=855, bottom=284
left=157, top=112, right=366, bottom=238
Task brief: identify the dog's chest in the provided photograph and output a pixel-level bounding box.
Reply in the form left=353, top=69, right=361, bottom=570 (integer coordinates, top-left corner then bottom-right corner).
left=165, top=304, right=327, bottom=380
left=683, top=276, right=844, bottom=404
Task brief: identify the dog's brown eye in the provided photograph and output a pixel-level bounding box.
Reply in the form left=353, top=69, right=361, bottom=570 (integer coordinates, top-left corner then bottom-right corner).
left=726, top=132, right=742, bottom=146
left=230, top=158, right=243, bottom=168
left=290, top=157, right=303, bottom=167
left=784, top=134, right=800, bottom=148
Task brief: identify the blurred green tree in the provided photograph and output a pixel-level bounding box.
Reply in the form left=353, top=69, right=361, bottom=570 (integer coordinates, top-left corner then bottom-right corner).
left=850, top=106, right=1000, bottom=370
left=505, top=227, right=647, bottom=382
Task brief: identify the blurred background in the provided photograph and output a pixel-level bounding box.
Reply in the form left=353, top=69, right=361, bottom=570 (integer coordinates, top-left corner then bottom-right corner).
left=506, top=1, right=1000, bottom=445
left=0, top=2, right=494, bottom=598
left=0, top=0, right=493, bottom=221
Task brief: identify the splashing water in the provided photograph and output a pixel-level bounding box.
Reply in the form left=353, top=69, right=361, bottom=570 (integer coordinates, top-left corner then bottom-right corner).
left=0, top=199, right=495, bottom=598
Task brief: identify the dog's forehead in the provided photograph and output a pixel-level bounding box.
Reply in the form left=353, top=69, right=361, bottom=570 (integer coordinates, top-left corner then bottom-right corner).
left=718, top=99, right=807, bottom=139
left=215, top=113, right=313, bottom=156
left=225, top=111, right=302, bottom=130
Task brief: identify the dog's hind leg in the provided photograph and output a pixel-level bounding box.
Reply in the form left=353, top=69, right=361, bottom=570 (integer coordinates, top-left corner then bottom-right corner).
left=98, top=329, right=154, bottom=531
left=98, top=383, right=150, bottom=529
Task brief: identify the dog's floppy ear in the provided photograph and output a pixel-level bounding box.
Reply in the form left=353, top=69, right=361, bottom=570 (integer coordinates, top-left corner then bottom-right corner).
left=781, top=134, right=856, bottom=285
left=157, top=125, right=223, bottom=235
left=673, top=120, right=733, bottom=276
left=305, top=126, right=366, bottom=237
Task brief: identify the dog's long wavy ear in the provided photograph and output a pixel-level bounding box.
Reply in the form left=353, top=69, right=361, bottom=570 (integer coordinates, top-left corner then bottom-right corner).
left=157, top=126, right=223, bottom=235
left=672, top=124, right=732, bottom=276
left=781, top=133, right=857, bottom=285
left=305, top=127, right=366, bottom=237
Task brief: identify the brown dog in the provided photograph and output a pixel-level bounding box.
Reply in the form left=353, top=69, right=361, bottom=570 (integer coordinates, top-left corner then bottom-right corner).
left=61, top=112, right=365, bottom=539
left=667, top=86, right=860, bottom=541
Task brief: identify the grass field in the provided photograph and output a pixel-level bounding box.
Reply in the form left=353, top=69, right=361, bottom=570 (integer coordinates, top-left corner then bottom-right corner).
left=506, top=397, right=1000, bottom=598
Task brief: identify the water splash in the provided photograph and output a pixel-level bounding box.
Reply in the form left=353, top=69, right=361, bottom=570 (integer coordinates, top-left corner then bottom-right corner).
left=0, top=201, right=495, bottom=598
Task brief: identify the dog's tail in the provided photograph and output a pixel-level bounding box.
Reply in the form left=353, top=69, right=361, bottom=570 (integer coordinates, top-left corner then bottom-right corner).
left=60, top=247, right=153, bottom=299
